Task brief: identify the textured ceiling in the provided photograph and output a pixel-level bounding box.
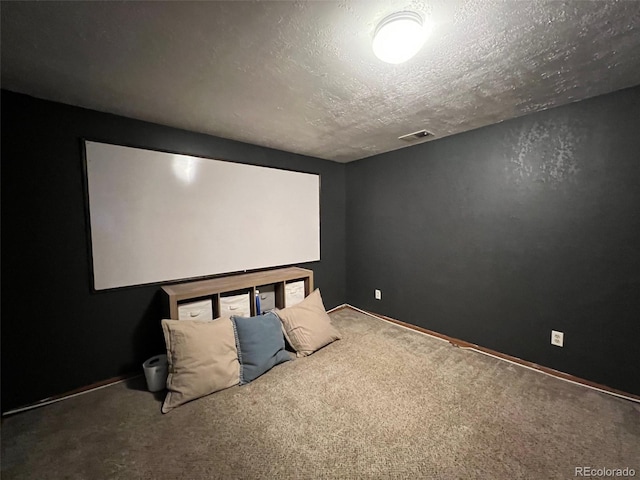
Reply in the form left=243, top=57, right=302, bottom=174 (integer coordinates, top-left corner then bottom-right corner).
left=2, top=1, right=640, bottom=162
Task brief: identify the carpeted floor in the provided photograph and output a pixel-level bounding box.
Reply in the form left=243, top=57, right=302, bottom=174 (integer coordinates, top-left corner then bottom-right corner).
left=2, top=308, right=639, bottom=479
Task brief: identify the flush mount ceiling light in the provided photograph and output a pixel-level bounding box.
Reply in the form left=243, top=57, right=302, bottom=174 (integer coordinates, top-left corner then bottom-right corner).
left=372, top=11, right=429, bottom=64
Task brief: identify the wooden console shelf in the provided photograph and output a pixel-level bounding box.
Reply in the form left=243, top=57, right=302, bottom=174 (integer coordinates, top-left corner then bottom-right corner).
left=161, top=267, right=313, bottom=320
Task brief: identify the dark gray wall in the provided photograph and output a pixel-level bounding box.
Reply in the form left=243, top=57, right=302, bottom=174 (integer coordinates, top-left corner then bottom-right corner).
left=1, top=90, right=346, bottom=412
left=346, top=86, right=640, bottom=396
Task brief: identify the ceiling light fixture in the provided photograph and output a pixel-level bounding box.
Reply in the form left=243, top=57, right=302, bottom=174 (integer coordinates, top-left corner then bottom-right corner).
left=372, top=11, right=429, bottom=64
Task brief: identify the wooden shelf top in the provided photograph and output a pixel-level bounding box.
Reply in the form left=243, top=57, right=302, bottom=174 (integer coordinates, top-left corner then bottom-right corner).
left=161, top=266, right=313, bottom=301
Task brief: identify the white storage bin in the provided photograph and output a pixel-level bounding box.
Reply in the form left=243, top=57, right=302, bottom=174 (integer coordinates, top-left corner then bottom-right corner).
left=142, top=354, right=168, bottom=392
left=285, top=280, right=305, bottom=307
left=220, top=292, right=251, bottom=318
left=177, top=299, right=213, bottom=321
left=257, top=284, right=276, bottom=312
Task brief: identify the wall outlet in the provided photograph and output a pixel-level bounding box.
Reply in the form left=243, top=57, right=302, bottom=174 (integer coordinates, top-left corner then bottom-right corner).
left=375, top=289, right=382, bottom=300
left=551, top=330, right=564, bottom=347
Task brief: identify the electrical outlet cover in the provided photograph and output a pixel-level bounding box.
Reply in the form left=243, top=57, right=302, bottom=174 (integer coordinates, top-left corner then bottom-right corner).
left=551, top=330, right=564, bottom=347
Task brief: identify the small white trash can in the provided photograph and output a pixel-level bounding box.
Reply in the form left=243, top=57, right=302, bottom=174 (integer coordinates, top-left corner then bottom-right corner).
left=142, top=354, right=168, bottom=392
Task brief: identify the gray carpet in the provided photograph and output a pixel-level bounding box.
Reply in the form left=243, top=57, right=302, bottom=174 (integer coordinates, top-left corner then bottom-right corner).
left=2, top=308, right=639, bottom=479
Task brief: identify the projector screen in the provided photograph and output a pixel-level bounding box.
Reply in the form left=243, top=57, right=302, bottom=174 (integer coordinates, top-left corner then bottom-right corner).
left=83, top=141, right=320, bottom=290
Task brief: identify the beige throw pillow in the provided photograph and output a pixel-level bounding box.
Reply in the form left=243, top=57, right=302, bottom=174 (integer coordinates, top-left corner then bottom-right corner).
left=161, top=317, right=239, bottom=413
left=275, top=289, right=341, bottom=357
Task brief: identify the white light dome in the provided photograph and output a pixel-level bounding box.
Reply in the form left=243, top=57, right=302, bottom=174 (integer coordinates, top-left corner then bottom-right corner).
left=372, top=11, right=429, bottom=64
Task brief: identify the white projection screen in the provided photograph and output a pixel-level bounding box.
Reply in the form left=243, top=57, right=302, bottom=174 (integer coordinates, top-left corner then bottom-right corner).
left=84, top=141, right=320, bottom=290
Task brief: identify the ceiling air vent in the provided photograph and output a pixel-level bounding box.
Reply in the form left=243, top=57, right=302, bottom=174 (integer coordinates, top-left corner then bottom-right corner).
left=398, top=129, right=433, bottom=142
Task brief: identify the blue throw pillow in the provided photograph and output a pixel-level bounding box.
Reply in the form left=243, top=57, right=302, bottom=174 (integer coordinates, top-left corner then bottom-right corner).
left=231, top=311, right=291, bottom=385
